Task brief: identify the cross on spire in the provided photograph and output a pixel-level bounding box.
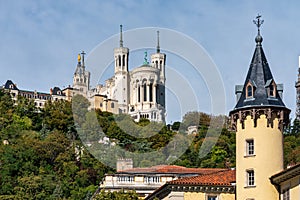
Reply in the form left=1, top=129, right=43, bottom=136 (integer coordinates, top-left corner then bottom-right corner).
left=81, top=50, right=86, bottom=66
left=253, top=14, right=264, bottom=35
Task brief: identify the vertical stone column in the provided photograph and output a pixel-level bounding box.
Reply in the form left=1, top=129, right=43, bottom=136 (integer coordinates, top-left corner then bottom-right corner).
left=141, top=84, right=144, bottom=103
left=146, top=82, right=150, bottom=102
left=153, top=84, right=156, bottom=104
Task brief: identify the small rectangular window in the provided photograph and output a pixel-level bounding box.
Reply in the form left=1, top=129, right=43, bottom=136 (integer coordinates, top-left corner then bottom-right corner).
left=247, top=170, right=255, bottom=186
left=246, top=139, right=254, bottom=156
left=207, top=195, right=217, bottom=200
left=283, top=188, right=290, bottom=200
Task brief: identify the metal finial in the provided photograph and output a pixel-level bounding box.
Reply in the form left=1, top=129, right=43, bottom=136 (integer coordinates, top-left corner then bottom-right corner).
left=253, top=14, right=264, bottom=34
left=143, top=51, right=149, bottom=65
left=156, top=31, right=160, bottom=53
left=81, top=50, right=86, bottom=66
left=120, top=24, right=123, bottom=47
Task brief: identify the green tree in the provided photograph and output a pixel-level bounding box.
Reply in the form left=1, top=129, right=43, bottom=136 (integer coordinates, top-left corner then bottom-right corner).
left=94, top=189, right=139, bottom=200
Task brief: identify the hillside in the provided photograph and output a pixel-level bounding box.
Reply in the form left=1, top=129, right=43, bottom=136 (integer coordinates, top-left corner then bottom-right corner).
left=0, top=90, right=299, bottom=199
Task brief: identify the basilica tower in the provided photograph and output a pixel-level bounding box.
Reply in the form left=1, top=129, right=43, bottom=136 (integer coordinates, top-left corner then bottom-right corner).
left=150, top=31, right=166, bottom=109
left=113, top=25, right=130, bottom=113
left=73, top=51, right=90, bottom=96
left=229, top=16, right=290, bottom=200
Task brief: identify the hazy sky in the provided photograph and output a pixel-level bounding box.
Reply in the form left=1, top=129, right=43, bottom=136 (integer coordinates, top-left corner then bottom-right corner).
left=1, top=0, right=300, bottom=123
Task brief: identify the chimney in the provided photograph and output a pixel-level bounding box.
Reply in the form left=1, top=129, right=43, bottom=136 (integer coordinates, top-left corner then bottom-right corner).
left=235, top=85, right=243, bottom=102
left=116, top=158, right=133, bottom=172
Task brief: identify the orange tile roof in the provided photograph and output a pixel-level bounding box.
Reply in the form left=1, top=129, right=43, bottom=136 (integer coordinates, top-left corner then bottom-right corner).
left=118, top=165, right=227, bottom=175
left=168, top=169, right=236, bottom=186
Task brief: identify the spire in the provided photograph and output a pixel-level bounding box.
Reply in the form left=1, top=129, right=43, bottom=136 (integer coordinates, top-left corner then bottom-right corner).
left=120, top=24, right=123, bottom=47
left=253, top=14, right=264, bottom=45
left=156, top=30, right=160, bottom=53
left=81, top=50, right=86, bottom=66
left=233, top=15, right=286, bottom=109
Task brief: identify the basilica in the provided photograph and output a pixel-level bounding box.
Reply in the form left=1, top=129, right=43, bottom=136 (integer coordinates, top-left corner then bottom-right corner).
left=65, top=25, right=166, bottom=122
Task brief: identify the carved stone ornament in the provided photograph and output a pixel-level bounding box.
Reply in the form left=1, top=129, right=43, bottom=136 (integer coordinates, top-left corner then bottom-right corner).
left=230, top=107, right=290, bottom=132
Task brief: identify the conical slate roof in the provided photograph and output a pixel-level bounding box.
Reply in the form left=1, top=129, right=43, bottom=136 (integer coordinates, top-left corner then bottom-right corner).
left=233, top=32, right=286, bottom=110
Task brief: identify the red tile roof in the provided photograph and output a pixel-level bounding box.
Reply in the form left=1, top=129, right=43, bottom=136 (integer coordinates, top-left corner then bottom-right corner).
left=168, top=168, right=236, bottom=186
left=118, top=165, right=227, bottom=175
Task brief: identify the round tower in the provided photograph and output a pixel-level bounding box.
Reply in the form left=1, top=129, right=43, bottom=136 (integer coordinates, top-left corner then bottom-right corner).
left=229, top=15, right=290, bottom=200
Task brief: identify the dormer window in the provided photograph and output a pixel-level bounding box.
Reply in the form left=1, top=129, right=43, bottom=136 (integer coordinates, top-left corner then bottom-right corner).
left=247, top=85, right=253, bottom=97
left=246, top=81, right=254, bottom=98
left=265, top=79, right=276, bottom=97
left=269, top=82, right=276, bottom=97
left=269, top=84, right=274, bottom=96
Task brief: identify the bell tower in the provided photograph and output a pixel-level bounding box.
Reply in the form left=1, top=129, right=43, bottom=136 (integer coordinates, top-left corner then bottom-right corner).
left=151, top=31, right=166, bottom=109
left=113, top=25, right=130, bottom=113
left=229, top=15, right=290, bottom=200
left=73, top=51, right=90, bottom=96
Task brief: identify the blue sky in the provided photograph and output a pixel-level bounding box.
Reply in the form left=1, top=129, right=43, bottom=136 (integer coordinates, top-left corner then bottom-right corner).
left=1, top=0, right=300, bottom=123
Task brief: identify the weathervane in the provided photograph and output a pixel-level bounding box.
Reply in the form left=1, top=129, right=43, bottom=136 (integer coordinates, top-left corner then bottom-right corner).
left=253, top=14, right=264, bottom=34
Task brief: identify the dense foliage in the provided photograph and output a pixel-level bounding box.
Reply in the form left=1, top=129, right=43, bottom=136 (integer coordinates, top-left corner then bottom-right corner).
left=0, top=91, right=112, bottom=199
left=93, top=189, right=138, bottom=200
left=0, top=89, right=299, bottom=199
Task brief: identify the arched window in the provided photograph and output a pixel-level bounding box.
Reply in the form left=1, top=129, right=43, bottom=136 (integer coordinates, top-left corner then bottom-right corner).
left=268, top=82, right=276, bottom=97
left=138, top=86, right=140, bottom=102
left=269, top=84, right=274, bottom=96
left=149, top=83, right=153, bottom=102
left=122, top=55, right=125, bottom=67
left=143, top=83, right=147, bottom=101
left=247, top=85, right=253, bottom=98
left=118, top=55, right=121, bottom=67
left=111, top=102, right=114, bottom=108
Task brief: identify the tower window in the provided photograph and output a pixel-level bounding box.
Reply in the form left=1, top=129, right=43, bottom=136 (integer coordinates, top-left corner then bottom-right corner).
left=268, top=82, right=276, bottom=97
left=207, top=196, right=217, bottom=200
left=111, top=102, right=114, bottom=108
left=122, top=55, right=125, bottom=67
left=269, top=84, right=274, bottom=95
left=282, top=188, right=290, bottom=200
left=246, top=139, right=254, bottom=156
left=247, top=85, right=253, bottom=98
left=118, top=55, right=121, bottom=67
left=246, top=170, right=255, bottom=187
